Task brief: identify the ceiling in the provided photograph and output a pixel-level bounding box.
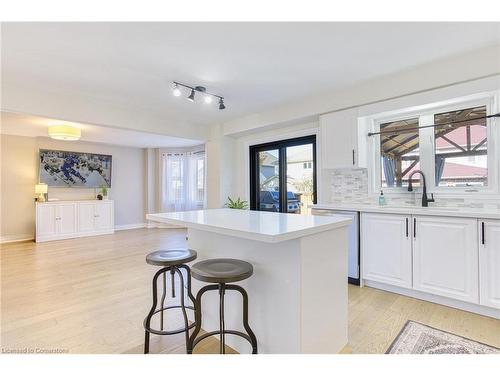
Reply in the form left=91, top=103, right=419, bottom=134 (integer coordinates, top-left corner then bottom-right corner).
left=2, top=22, right=500, bottom=129
left=0, top=112, right=203, bottom=148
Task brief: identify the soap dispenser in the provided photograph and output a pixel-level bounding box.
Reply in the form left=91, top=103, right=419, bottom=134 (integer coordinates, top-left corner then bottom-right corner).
left=379, top=190, right=386, bottom=206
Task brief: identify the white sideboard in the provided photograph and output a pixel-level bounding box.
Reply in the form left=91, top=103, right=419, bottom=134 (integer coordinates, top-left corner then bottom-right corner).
left=36, top=200, right=114, bottom=242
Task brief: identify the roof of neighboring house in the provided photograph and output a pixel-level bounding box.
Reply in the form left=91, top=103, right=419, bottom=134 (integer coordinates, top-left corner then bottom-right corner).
left=435, top=125, right=486, bottom=149
left=441, top=162, right=487, bottom=178
left=403, top=161, right=487, bottom=179
left=260, top=151, right=278, bottom=166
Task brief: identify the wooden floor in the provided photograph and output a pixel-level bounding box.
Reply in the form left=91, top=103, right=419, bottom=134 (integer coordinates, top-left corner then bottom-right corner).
left=1, top=228, right=499, bottom=354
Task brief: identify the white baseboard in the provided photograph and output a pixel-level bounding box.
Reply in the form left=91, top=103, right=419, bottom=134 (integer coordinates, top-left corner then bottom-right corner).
left=1, top=234, right=35, bottom=244
left=364, top=280, right=500, bottom=319
left=114, top=223, right=147, bottom=231
left=146, top=222, right=186, bottom=229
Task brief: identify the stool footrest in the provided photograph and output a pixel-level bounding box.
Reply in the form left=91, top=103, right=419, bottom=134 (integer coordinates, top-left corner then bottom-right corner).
left=144, top=305, right=195, bottom=335
left=193, top=329, right=256, bottom=353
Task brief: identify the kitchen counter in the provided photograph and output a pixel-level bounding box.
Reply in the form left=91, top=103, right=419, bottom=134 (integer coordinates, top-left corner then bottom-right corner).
left=147, top=208, right=351, bottom=354
left=147, top=208, right=351, bottom=243
left=312, top=203, right=500, bottom=220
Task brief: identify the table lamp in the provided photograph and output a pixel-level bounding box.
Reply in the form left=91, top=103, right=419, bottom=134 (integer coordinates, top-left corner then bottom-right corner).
left=35, top=183, right=48, bottom=202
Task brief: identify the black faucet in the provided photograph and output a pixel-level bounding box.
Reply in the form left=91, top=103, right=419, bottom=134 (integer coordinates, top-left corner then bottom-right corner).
left=407, top=170, right=435, bottom=207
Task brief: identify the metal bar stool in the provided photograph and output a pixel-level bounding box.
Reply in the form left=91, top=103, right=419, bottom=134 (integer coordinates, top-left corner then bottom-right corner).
left=143, top=249, right=197, bottom=354
left=187, top=258, right=258, bottom=354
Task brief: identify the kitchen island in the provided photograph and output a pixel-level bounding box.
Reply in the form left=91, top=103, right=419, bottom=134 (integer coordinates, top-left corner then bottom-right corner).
left=146, top=208, right=351, bottom=354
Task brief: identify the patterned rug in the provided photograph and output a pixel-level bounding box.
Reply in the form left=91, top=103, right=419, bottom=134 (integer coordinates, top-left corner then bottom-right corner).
left=386, top=320, right=500, bottom=354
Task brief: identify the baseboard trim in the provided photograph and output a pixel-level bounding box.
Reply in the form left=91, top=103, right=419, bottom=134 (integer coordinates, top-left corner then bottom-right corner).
left=1, top=234, right=35, bottom=244
left=114, top=223, right=147, bottom=231
left=146, top=222, right=185, bottom=229
left=364, top=280, right=500, bottom=319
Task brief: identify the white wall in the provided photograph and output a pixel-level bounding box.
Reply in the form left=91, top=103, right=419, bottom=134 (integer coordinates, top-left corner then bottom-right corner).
left=1, top=84, right=208, bottom=142
left=222, top=74, right=500, bottom=207
left=231, top=122, right=319, bottom=203
left=223, top=44, right=500, bottom=137
left=0, top=134, right=146, bottom=242
left=206, top=124, right=236, bottom=209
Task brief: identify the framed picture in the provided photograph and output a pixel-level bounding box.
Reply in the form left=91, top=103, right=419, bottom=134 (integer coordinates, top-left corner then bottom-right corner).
left=39, top=149, right=112, bottom=188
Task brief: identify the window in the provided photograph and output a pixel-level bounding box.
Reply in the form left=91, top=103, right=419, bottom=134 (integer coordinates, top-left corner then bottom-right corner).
left=380, top=117, right=420, bottom=188
left=434, top=106, right=487, bottom=187
left=196, top=157, right=205, bottom=203
left=250, top=135, right=316, bottom=215
left=162, top=151, right=206, bottom=211
left=368, top=93, right=498, bottom=194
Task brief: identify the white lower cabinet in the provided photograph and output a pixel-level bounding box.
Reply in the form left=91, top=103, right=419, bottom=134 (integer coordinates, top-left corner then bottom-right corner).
left=361, top=211, right=500, bottom=316
left=78, top=201, right=113, bottom=232
left=36, top=200, right=114, bottom=242
left=94, top=201, right=113, bottom=230
left=361, top=213, right=412, bottom=288
left=58, top=203, right=78, bottom=235
left=479, top=220, right=500, bottom=309
left=36, top=204, right=57, bottom=237
left=412, top=216, right=478, bottom=304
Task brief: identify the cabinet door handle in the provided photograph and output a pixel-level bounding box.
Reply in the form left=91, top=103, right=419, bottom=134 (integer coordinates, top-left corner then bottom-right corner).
left=352, top=149, right=355, bottom=165
left=481, top=221, right=485, bottom=245
left=413, top=218, right=416, bottom=238
left=405, top=218, right=409, bottom=238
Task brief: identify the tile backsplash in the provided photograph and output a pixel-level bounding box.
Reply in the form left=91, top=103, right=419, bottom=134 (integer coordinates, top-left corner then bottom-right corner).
left=330, top=168, right=368, bottom=203
left=328, top=168, right=500, bottom=209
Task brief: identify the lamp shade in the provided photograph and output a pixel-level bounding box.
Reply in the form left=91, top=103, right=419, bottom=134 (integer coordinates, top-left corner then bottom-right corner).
left=48, top=125, right=81, bottom=141
left=35, top=183, right=48, bottom=194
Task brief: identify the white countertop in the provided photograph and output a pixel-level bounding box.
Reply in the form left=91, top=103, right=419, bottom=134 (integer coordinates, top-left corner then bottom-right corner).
left=312, top=203, right=500, bottom=220
left=147, top=208, right=351, bottom=243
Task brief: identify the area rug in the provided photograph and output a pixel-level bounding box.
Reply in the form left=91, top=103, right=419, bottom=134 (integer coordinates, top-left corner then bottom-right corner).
left=386, top=320, right=500, bottom=354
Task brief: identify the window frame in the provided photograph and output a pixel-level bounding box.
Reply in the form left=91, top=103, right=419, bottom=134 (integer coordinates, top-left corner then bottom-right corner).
left=194, top=153, right=206, bottom=206
left=367, top=91, right=499, bottom=197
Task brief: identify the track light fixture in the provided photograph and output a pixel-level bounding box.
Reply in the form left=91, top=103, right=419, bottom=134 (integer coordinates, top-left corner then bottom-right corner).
left=172, top=81, right=226, bottom=110
left=172, top=83, right=181, bottom=97
left=187, top=89, right=195, bottom=102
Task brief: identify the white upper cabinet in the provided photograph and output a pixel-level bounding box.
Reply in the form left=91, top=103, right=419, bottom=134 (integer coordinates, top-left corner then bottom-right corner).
left=479, top=220, right=500, bottom=309
left=412, top=216, right=478, bottom=304
left=320, top=108, right=358, bottom=169
left=361, top=213, right=412, bottom=288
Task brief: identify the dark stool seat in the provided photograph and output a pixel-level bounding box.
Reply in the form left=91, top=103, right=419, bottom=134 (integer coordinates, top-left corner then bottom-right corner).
left=188, top=258, right=257, bottom=354
left=146, top=249, right=197, bottom=266
left=191, top=258, right=253, bottom=283
left=143, top=248, right=197, bottom=354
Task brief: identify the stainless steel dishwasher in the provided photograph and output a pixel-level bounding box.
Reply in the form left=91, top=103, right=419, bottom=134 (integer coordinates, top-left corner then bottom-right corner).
left=311, top=208, right=360, bottom=285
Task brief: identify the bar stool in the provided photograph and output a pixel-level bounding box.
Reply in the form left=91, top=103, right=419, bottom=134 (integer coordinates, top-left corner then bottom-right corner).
left=143, top=249, right=197, bottom=354
left=187, top=258, right=258, bottom=354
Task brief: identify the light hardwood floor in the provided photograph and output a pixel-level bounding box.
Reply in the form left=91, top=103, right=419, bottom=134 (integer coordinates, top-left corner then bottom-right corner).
left=1, top=228, right=499, bottom=354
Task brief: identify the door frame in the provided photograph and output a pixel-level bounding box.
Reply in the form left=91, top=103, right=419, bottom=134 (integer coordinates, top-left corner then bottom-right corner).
left=249, top=135, right=317, bottom=212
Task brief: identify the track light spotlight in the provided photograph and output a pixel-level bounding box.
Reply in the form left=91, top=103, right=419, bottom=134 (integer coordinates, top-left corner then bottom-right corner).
left=172, top=81, right=225, bottom=110
left=172, top=83, right=181, bottom=97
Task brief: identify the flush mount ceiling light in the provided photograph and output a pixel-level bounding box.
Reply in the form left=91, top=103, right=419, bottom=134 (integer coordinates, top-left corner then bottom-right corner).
left=172, top=81, right=226, bottom=110
left=48, top=124, right=81, bottom=141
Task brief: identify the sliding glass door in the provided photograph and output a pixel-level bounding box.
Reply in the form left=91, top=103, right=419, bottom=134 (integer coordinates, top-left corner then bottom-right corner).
left=249, top=135, right=316, bottom=215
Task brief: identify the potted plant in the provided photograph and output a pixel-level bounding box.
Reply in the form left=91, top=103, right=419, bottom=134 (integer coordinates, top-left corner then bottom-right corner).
left=100, top=185, right=109, bottom=200
left=226, top=197, right=248, bottom=209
